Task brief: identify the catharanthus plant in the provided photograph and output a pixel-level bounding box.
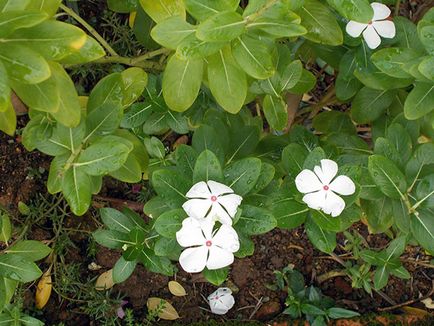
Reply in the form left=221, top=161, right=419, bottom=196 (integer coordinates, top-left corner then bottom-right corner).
left=182, top=181, right=243, bottom=225
left=346, top=2, right=395, bottom=49
left=176, top=218, right=240, bottom=273
left=295, top=159, right=356, bottom=217
left=208, top=288, right=235, bottom=315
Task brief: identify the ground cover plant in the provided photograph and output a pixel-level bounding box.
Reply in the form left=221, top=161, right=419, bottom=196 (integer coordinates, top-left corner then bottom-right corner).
left=0, top=0, right=433, bottom=325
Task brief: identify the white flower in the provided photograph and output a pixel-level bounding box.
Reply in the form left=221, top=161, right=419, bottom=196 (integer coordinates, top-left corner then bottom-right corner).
left=208, top=288, right=235, bottom=315
left=182, top=180, right=242, bottom=225
left=346, top=2, right=396, bottom=49
left=176, top=217, right=240, bottom=273
left=295, top=159, right=356, bottom=217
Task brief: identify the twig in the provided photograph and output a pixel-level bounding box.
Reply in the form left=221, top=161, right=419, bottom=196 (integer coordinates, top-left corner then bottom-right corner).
left=93, top=196, right=144, bottom=212
left=248, top=296, right=264, bottom=320
left=317, top=270, right=347, bottom=283
left=378, top=280, right=434, bottom=312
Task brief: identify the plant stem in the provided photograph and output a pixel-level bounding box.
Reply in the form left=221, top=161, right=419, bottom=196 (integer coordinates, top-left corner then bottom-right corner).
left=59, top=4, right=118, bottom=57
left=92, top=55, right=164, bottom=70
left=394, top=0, right=401, bottom=16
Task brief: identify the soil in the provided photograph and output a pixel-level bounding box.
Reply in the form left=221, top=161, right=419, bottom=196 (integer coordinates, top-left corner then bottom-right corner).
left=1, top=0, right=433, bottom=325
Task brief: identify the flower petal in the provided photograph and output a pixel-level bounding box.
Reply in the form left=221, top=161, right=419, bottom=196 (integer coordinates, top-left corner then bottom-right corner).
left=186, top=181, right=211, bottom=198
left=182, top=198, right=211, bottom=219
left=363, top=25, right=381, bottom=49
left=319, top=159, right=338, bottom=185
left=179, top=246, right=208, bottom=273
left=208, top=203, right=233, bottom=225
left=322, top=191, right=346, bottom=217
left=218, top=193, right=242, bottom=218
left=208, top=288, right=235, bottom=315
left=329, top=175, right=356, bottom=196
left=302, top=190, right=326, bottom=210
left=206, top=246, right=234, bottom=270
left=176, top=217, right=206, bottom=247
left=207, top=180, right=234, bottom=196
left=346, top=21, right=367, bottom=38
left=212, top=224, right=240, bottom=252
left=371, top=2, right=391, bottom=21
left=295, top=170, right=323, bottom=194
left=373, top=20, right=396, bottom=38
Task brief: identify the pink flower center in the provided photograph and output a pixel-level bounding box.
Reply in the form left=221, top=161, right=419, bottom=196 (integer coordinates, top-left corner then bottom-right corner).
left=206, top=240, right=212, bottom=247
left=323, top=185, right=329, bottom=191
left=210, top=195, right=218, bottom=202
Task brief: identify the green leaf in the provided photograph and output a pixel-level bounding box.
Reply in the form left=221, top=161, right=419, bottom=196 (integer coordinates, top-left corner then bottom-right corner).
left=0, top=11, right=47, bottom=37
left=351, top=87, right=395, bottom=124
left=406, top=143, right=434, bottom=180
left=27, top=0, right=62, bottom=16
left=0, top=61, right=10, bottom=112
left=279, top=60, right=303, bottom=92
left=6, top=20, right=87, bottom=60
left=305, top=215, right=336, bottom=254
left=390, top=265, right=411, bottom=279
left=404, top=82, right=434, bottom=120
left=374, top=266, right=389, bottom=290
left=418, top=56, right=434, bottom=81
left=175, top=145, right=197, bottom=180
left=59, top=35, right=106, bottom=64
left=207, top=47, right=247, bottom=114
left=368, top=155, right=407, bottom=199
left=196, top=11, right=245, bottom=42
left=0, top=278, right=17, bottom=311
left=0, top=100, right=16, bottom=135
left=313, top=111, right=356, bottom=134
left=270, top=198, right=308, bottom=230
left=61, top=166, right=92, bottom=216
left=139, top=0, right=185, bottom=23
left=0, top=43, right=50, bottom=84
left=371, top=47, right=421, bottom=79
left=139, top=248, right=173, bottom=276
left=253, top=162, right=275, bottom=193
left=151, top=15, right=195, bottom=49
left=121, top=67, right=148, bottom=107
left=227, top=125, right=260, bottom=163
left=184, top=0, right=239, bottom=21
left=162, top=55, right=203, bottom=112
left=362, top=198, right=394, bottom=233
left=47, top=154, right=68, bottom=194
left=416, top=174, right=434, bottom=209
left=154, top=209, right=186, bottom=238
left=311, top=210, right=341, bottom=232
left=0, top=0, right=30, bottom=11
left=282, top=143, right=308, bottom=176
left=301, top=304, right=325, bottom=316
left=395, top=17, right=425, bottom=51
left=298, top=0, right=343, bottom=46
left=193, top=150, right=223, bottom=183
left=287, top=68, right=316, bottom=94
left=100, top=208, right=135, bottom=233
left=151, top=169, right=190, bottom=204
left=326, top=0, right=372, bottom=22
left=0, top=212, right=11, bottom=243
left=232, top=33, right=276, bottom=79
left=327, top=307, right=360, bottom=319
left=93, top=229, right=129, bottom=249
left=263, top=95, right=287, bottom=131
left=236, top=205, right=276, bottom=235
left=0, top=254, right=42, bottom=283
left=203, top=267, right=228, bottom=286
left=87, top=72, right=123, bottom=111
left=109, top=155, right=143, bottom=183
left=154, top=237, right=182, bottom=260
left=113, top=257, right=137, bottom=283
left=411, top=209, right=434, bottom=255
left=5, top=241, right=51, bottom=261
left=76, top=136, right=132, bottom=176
left=192, top=125, right=225, bottom=164
left=224, top=158, right=262, bottom=196
left=121, top=102, right=153, bottom=128
left=107, top=0, right=137, bottom=13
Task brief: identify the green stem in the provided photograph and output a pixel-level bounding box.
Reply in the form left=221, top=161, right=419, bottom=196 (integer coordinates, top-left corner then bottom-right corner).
left=59, top=4, right=118, bottom=57
left=394, top=0, right=401, bottom=16
left=92, top=55, right=164, bottom=70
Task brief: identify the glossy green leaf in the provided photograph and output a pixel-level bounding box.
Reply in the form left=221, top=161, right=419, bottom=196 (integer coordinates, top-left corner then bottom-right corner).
left=411, top=209, right=434, bottom=255
left=0, top=212, right=11, bottom=243
left=184, top=0, right=239, bottom=21
left=305, top=215, right=336, bottom=254
left=203, top=267, right=228, bottom=286
left=93, top=229, right=129, bottom=249
left=61, top=166, right=92, bottom=216
left=313, top=111, right=356, bottom=134
left=270, top=198, right=307, bottom=230
left=351, top=87, right=395, bottom=123
left=196, top=11, right=245, bottom=42
left=418, top=56, right=434, bottom=81
left=109, top=155, right=143, bottom=183
left=151, top=169, right=190, bottom=204
left=263, top=95, right=287, bottom=131
left=326, top=0, right=372, bottom=22
left=193, top=150, right=223, bottom=183
left=207, top=47, right=247, bottom=114
left=59, top=36, right=106, bottom=64
left=0, top=61, right=9, bottom=112
left=107, top=0, right=137, bottom=13
left=0, top=100, right=15, bottom=135
left=0, top=43, right=50, bottom=84
left=0, top=0, right=30, bottom=11
left=298, top=0, right=343, bottom=46
left=406, top=143, right=434, bottom=180
left=162, top=55, right=203, bottom=112
left=151, top=15, right=195, bottom=49
left=100, top=207, right=135, bottom=233
left=113, top=257, right=137, bottom=283
left=121, top=67, right=148, bottom=107
left=237, top=205, right=276, bottom=235
left=139, top=0, right=185, bottom=23
left=154, top=237, right=182, bottom=260
left=27, top=0, right=62, bottom=16
left=5, top=240, right=51, bottom=261
left=232, top=33, right=276, bottom=79
left=0, top=11, right=47, bottom=37
left=0, top=255, right=42, bottom=283
left=368, top=155, right=407, bottom=199
left=224, top=158, right=262, bottom=196
left=6, top=20, right=87, bottom=60
left=282, top=143, right=308, bottom=176
left=139, top=248, right=173, bottom=276
left=404, top=82, right=434, bottom=120
left=371, top=48, right=420, bottom=79
left=154, top=209, right=186, bottom=238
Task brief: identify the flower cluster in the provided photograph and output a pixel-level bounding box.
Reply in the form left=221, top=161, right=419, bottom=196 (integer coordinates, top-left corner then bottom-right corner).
left=176, top=181, right=243, bottom=273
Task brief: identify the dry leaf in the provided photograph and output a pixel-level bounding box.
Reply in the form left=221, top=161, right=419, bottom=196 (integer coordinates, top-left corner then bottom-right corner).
left=421, top=297, right=434, bottom=309
left=95, top=269, right=114, bottom=291
left=129, top=11, right=137, bottom=28
left=402, top=306, right=431, bottom=317
left=36, top=270, right=52, bottom=309
left=168, top=281, right=187, bottom=297
left=147, top=297, right=180, bottom=320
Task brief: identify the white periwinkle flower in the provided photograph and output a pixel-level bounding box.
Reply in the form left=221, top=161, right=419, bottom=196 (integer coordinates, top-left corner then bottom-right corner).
left=295, top=159, right=356, bottom=217
left=182, top=180, right=242, bottom=225
left=176, top=217, right=240, bottom=273
left=208, top=288, right=235, bottom=315
left=346, top=2, right=396, bottom=49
